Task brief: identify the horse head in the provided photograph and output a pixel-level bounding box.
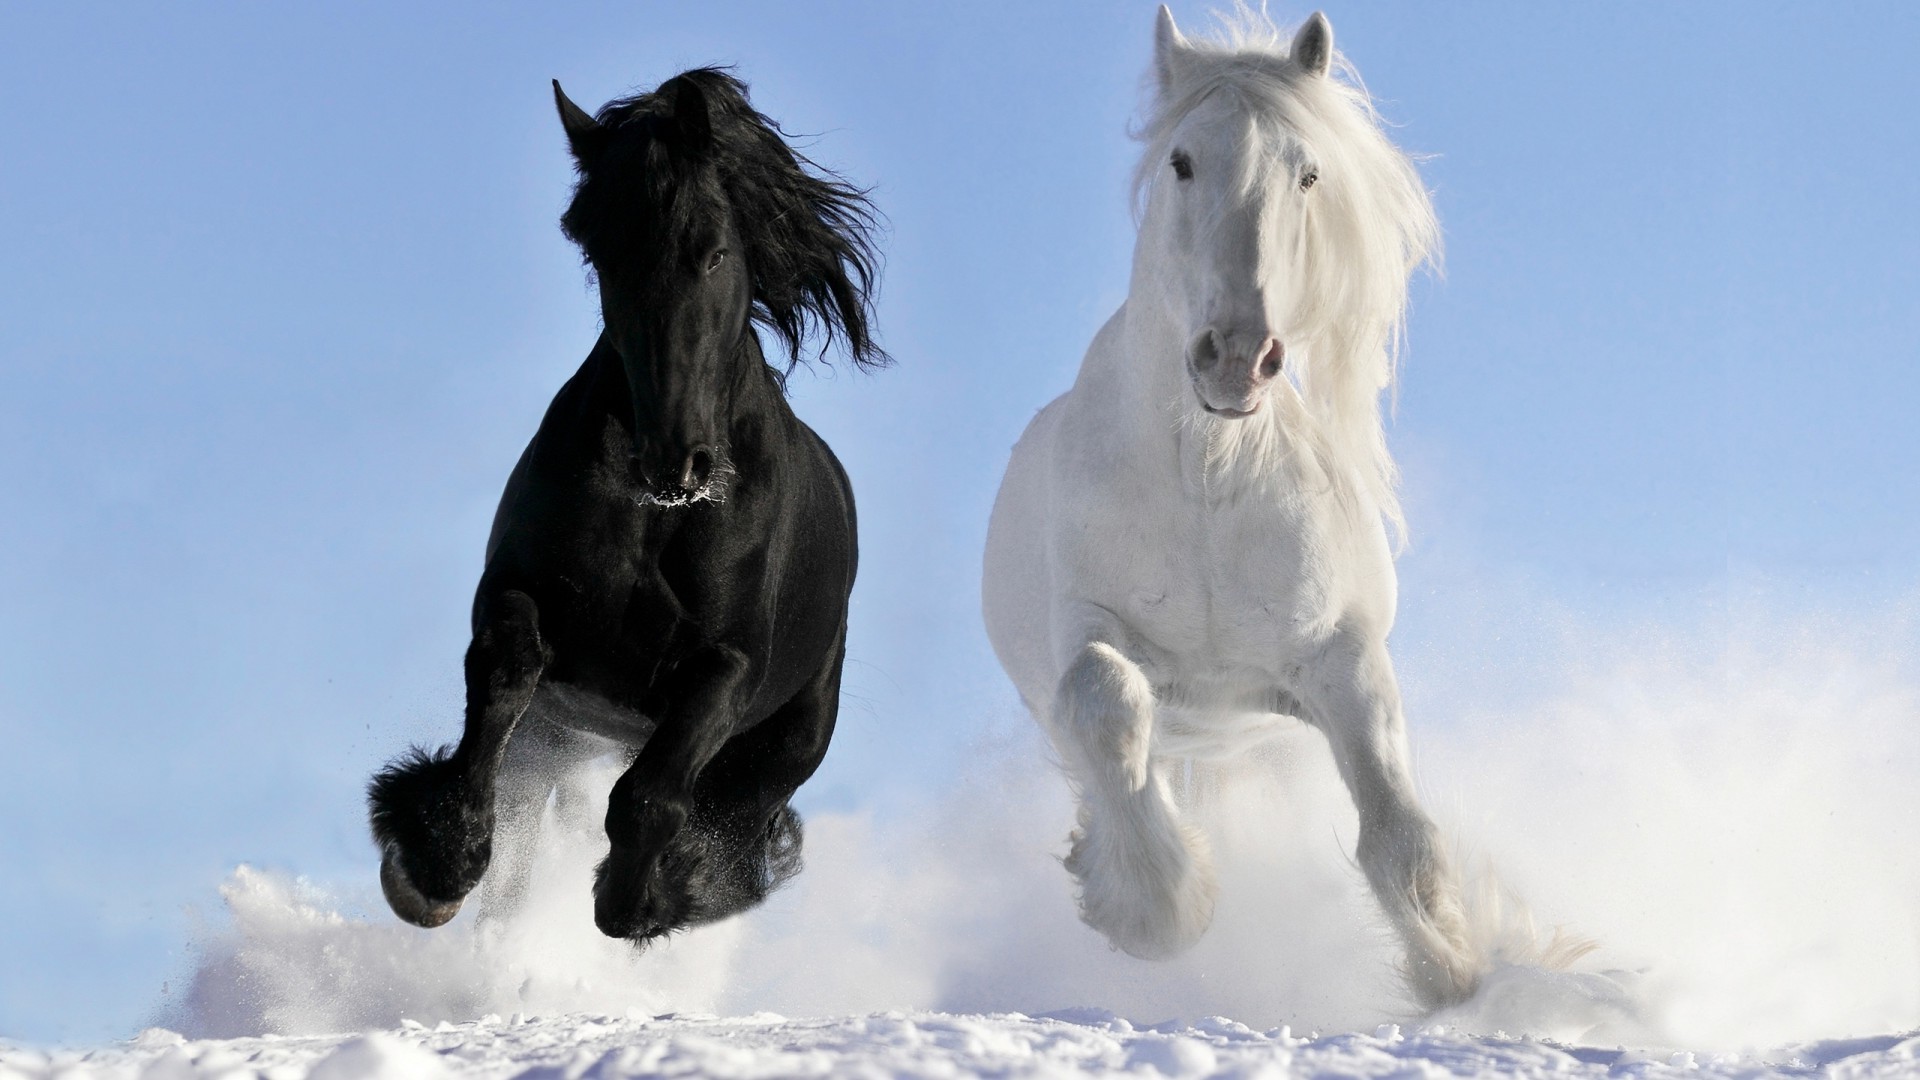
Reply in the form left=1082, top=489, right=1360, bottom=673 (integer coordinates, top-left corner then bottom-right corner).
left=1135, top=7, right=1434, bottom=439
left=555, top=75, right=747, bottom=502
left=1136, top=9, right=1335, bottom=420
left=554, top=70, right=886, bottom=505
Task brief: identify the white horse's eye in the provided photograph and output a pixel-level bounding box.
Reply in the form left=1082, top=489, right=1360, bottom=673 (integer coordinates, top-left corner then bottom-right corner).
left=1298, top=170, right=1318, bottom=192
left=1170, top=151, right=1194, bottom=182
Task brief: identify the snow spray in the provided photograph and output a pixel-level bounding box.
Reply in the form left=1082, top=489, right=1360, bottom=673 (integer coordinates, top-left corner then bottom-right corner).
left=169, top=591, right=1920, bottom=1050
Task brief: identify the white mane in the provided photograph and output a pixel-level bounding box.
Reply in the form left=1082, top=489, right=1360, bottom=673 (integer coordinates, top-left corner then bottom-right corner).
left=1133, top=8, right=1439, bottom=538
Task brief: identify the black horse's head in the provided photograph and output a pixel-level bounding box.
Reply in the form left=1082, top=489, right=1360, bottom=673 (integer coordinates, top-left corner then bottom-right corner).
left=553, top=69, right=886, bottom=503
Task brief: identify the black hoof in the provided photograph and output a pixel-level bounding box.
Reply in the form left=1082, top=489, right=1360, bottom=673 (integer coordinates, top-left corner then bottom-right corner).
left=593, top=848, right=676, bottom=942
left=593, top=900, right=665, bottom=942
left=381, top=846, right=464, bottom=928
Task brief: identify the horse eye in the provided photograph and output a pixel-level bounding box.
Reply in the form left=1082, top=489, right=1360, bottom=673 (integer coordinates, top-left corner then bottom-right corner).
left=1299, top=170, right=1318, bottom=192
left=1170, top=151, right=1193, bottom=182
left=705, top=248, right=728, bottom=272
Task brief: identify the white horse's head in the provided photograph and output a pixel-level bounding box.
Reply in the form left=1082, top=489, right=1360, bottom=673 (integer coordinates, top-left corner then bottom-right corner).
left=1132, top=7, right=1437, bottom=522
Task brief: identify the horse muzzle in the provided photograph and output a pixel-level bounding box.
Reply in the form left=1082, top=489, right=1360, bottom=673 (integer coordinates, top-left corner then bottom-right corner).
left=1188, top=328, right=1283, bottom=420
left=1200, top=397, right=1263, bottom=419
left=632, top=442, right=728, bottom=506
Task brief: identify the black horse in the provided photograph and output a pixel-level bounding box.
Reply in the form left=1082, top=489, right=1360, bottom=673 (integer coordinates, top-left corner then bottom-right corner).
left=368, top=67, right=885, bottom=942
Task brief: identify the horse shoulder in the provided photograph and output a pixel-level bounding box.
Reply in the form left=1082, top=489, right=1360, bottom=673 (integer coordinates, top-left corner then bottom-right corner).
left=484, top=439, right=538, bottom=566
left=723, top=404, right=857, bottom=630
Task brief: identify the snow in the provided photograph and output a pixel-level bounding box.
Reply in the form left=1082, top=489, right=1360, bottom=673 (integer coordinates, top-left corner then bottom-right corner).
left=10, top=1013, right=1920, bottom=1079
left=12, top=624, right=1920, bottom=1077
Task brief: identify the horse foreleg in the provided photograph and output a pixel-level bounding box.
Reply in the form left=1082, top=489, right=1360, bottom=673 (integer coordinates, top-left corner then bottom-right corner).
left=660, top=637, right=843, bottom=927
left=369, top=588, right=548, bottom=928
left=1300, top=634, right=1479, bottom=1010
left=593, top=645, right=750, bottom=941
left=1051, top=640, right=1216, bottom=960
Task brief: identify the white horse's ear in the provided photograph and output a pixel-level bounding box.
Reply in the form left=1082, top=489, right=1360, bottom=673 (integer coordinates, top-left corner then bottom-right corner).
left=1154, top=5, right=1190, bottom=96
left=1291, top=12, right=1334, bottom=77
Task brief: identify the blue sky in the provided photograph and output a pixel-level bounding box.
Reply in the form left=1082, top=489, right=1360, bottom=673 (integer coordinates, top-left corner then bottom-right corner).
left=2, top=1, right=1917, bottom=1044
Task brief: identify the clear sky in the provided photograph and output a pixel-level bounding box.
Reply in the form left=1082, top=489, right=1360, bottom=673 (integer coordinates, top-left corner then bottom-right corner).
left=2, top=1, right=1917, bottom=1044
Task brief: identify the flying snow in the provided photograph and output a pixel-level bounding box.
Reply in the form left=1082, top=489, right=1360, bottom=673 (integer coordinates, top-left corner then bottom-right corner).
left=7, top=598, right=1919, bottom=1077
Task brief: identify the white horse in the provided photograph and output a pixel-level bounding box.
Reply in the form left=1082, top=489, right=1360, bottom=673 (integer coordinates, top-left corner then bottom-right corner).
left=983, top=7, right=1479, bottom=1009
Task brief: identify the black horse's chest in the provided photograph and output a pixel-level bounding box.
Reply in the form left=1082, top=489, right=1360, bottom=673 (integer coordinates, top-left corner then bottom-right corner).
left=540, top=467, right=753, bottom=681
left=537, top=493, right=711, bottom=683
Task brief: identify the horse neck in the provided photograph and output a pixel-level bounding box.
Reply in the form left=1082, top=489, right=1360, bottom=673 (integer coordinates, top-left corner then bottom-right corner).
left=1094, top=243, right=1193, bottom=424
left=584, top=330, right=789, bottom=445
left=719, top=333, right=787, bottom=424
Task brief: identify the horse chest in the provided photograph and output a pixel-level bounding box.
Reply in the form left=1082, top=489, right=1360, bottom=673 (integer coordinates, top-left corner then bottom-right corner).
left=1105, top=470, right=1359, bottom=672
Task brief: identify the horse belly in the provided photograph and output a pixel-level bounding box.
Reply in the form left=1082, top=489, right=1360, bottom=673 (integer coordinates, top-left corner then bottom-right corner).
left=524, top=680, right=656, bottom=746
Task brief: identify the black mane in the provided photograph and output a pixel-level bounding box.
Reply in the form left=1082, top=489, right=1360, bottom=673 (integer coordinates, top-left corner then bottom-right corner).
left=559, top=68, right=887, bottom=373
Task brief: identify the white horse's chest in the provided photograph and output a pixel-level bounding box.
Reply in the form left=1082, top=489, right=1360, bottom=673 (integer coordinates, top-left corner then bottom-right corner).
left=1070, top=438, right=1383, bottom=683
left=1127, top=499, right=1328, bottom=659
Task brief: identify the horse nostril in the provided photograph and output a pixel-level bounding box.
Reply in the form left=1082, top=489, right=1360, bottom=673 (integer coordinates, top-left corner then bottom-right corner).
left=681, top=446, right=714, bottom=490
left=1189, top=329, right=1224, bottom=373
left=1258, top=340, right=1285, bottom=379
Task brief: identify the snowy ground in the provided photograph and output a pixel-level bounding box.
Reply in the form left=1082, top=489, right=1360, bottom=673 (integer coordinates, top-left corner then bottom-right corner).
left=11, top=1012, right=1920, bottom=1080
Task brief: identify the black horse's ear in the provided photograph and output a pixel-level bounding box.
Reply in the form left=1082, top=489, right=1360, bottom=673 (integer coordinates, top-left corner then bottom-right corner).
left=666, top=75, right=712, bottom=151
left=553, top=79, right=605, bottom=162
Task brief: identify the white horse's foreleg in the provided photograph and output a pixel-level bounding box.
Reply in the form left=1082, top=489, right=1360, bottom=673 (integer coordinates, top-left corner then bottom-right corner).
left=1049, top=640, right=1217, bottom=960
left=1301, top=635, right=1480, bottom=1010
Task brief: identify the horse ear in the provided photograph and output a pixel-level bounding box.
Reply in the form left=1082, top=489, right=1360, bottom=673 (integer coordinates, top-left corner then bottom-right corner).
left=668, top=75, right=713, bottom=151
left=553, top=79, right=604, bottom=161
left=1154, top=5, right=1190, bottom=96
left=1291, top=12, right=1334, bottom=77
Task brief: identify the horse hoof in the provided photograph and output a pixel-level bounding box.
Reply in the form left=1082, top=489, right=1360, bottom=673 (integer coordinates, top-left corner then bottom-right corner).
left=1066, top=817, right=1217, bottom=961
left=592, top=890, right=656, bottom=941
left=380, top=848, right=463, bottom=928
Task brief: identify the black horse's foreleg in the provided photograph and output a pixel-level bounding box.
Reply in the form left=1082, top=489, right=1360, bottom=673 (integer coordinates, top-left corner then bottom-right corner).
left=593, top=645, right=751, bottom=940
left=369, top=588, right=547, bottom=927
left=669, top=638, right=843, bottom=924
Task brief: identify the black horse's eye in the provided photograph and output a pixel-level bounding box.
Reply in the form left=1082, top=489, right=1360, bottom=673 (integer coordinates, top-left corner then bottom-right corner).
left=1298, top=169, right=1318, bottom=192
left=705, top=248, right=728, bottom=272
left=1170, top=150, right=1193, bottom=182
